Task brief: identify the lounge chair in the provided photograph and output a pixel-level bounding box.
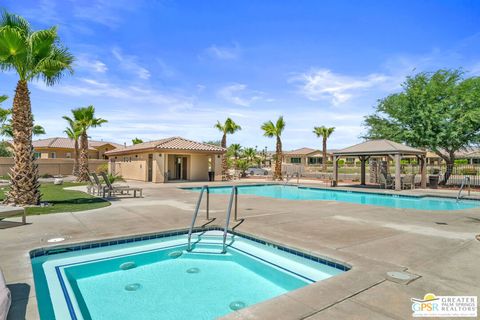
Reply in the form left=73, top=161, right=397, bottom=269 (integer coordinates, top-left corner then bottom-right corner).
left=87, top=174, right=98, bottom=195
left=379, top=173, right=394, bottom=189
left=402, top=174, right=415, bottom=190
left=0, top=206, right=25, bottom=224
left=99, top=172, right=142, bottom=198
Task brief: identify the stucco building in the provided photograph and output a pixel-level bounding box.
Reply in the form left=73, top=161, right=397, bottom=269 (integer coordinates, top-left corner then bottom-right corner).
left=105, top=137, right=225, bottom=183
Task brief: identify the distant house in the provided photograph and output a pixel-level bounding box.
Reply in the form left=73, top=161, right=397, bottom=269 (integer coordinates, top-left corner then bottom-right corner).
left=11, top=137, right=124, bottom=160
left=283, top=147, right=338, bottom=166
left=105, top=137, right=225, bottom=183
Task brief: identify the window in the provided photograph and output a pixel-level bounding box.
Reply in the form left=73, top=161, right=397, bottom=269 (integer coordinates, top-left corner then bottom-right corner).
left=308, top=157, right=322, bottom=165
left=50, top=152, right=56, bottom=159
left=66, top=152, right=71, bottom=158
left=290, top=157, right=301, bottom=164
left=346, top=157, right=356, bottom=163
left=34, top=152, right=41, bottom=159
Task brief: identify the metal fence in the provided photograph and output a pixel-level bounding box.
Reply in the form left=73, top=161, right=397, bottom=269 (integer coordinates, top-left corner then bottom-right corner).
left=282, top=163, right=480, bottom=186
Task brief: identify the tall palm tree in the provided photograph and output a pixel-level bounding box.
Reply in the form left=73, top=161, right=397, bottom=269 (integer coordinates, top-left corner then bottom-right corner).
left=313, top=126, right=335, bottom=171
left=0, top=11, right=74, bottom=205
left=0, top=101, right=46, bottom=138
left=214, top=118, right=241, bottom=180
left=228, top=143, right=242, bottom=170
left=261, top=116, right=285, bottom=180
left=63, top=116, right=81, bottom=176
left=68, top=106, right=107, bottom=182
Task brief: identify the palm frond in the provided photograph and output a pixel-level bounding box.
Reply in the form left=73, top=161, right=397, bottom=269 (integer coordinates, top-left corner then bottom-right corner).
left=0, top=11, right=31, bottom=35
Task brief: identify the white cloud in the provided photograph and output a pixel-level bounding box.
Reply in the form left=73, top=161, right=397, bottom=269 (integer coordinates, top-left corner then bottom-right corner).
left=75, top=56, right=108, bottom=73
left=112, top=48, right=150, bottom=80
left=205, top=43, right=240, bottom=60
left=217, top=83, right=263, bottom=107
left=33, top=78, right=192, bottom=110
left=290, top=69, right=390, bottom=105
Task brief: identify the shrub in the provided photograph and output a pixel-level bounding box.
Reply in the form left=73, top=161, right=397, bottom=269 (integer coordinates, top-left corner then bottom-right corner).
left=96, top=163, right=109, bottom=174
left=105, top=173, right=125, bottom=184
left=40, top=173, right=54, bottom=178
left=455, top=159, right=468, bottom=164
left=461, top=168, right=477, bottom=176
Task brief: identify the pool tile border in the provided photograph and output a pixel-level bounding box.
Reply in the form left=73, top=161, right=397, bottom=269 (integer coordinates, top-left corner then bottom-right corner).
left=29, top=227, right=350, bottom=272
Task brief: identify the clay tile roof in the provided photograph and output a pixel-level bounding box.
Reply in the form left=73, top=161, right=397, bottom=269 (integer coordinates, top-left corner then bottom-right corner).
left=30, top=137, right=122, bottom=151
left=284, top=147, right=318, bottom=156
left=104, top=137, right=226, bottom=156
left=333, top=139, right=426, bottom=156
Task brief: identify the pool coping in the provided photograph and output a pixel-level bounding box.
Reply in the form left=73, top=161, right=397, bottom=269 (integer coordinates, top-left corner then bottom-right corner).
left=30, top=226, right=350, bottom=272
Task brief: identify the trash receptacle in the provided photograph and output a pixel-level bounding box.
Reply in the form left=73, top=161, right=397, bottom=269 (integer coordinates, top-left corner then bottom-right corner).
left=208, top=171, right=214, bottom=181
left=429, top=175, right=439, bottom=189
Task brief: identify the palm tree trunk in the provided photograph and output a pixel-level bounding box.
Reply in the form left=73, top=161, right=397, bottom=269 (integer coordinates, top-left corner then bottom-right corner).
left=4, top=80, right=41, bottom=205
left=77, top=131, right=89, bottom=182
left=275, top=136, right=283, bottom=180
left=72, top=138, right=79, bottom=176
left=322, top=137, right=327, bottom=172
left=221, top=134, right=228, bottom=181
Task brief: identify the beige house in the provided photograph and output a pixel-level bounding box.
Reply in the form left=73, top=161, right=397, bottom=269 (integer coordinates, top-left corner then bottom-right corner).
left=18, top=137, right=123, bottom=159
left=283, top=147, right=336, bottom=166
left=105, top=137, right=225, bottom=183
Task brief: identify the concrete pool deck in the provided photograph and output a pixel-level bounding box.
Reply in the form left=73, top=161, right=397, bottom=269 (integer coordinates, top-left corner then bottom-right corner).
left=1, top=180, right=480, bottom=319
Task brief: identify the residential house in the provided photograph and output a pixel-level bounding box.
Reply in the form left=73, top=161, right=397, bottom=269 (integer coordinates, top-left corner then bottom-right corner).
left=21, top=137, right=123, bottom=159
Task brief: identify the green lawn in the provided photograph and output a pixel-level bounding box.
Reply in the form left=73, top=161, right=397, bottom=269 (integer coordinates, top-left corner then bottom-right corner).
left=0, top=182, right=110, bottom=215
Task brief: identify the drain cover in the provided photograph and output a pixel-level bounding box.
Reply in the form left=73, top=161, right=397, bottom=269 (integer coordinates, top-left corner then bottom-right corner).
left=119, top=262, right=136, bottom=270
left=186, top=267, right=200, bottom=274
left=168, top=251, right=183, bottom=258
left=125, top=283, right=142, bottom=291
left=47, top=237, right=65, bottom=243
left=229, top=301, right=246, bottom=311
left=386, top=271, right=420, bottom=284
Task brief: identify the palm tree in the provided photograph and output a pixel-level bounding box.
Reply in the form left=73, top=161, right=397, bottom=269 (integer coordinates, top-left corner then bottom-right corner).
left=0, top=11, right=74, bottom=205
left=313, top=126, right=335, bottom=171
left=243, top=147, right=257, bottom=164
left=261, top=116, right=285, bottom=180
left=228, top=143, right=242, bottom=170
left=0, top=100, right=46, bottom=138
left=63, top=116, right=81, bottom=176
left=67, top=106, right=107, bottom=182
left=132, top=137, right=143, bottom=145
left=214, top=118, right=241, bottom=180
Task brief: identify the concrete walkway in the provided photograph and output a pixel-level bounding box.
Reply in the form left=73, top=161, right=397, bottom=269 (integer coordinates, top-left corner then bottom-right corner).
left=1, top=180, right=479, bottom=319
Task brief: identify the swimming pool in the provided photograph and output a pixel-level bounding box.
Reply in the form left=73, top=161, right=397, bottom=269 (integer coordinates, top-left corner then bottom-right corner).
left=185, top=185, right=480, bottom=211
left=31, top=229, right=348, bottom=320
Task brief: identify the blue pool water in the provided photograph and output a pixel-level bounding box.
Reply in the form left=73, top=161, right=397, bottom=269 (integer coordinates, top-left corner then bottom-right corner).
left=31, top=230, right=346, bottom=319
left=186, top=185, right=480, bottom=211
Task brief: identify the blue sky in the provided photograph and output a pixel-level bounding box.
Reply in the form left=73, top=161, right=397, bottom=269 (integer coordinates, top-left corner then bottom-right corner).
left=1, top=0, right=480, bottom=150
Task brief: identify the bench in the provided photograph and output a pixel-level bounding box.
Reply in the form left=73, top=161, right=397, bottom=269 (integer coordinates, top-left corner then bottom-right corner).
left=0, top=206, right=25, bottom=224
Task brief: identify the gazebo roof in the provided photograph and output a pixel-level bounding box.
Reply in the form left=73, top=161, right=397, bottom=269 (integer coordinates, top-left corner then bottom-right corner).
left=333, top=139, right=426, bottom=156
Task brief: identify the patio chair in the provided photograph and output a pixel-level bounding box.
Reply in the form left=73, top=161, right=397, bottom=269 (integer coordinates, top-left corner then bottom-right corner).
left=402, top=174, right=415, bottom=190
left=87, top=174, right=98, bottom=195
left=379, top=173, right=394, bottom=189
left=99, top=172, right=142, bottom=198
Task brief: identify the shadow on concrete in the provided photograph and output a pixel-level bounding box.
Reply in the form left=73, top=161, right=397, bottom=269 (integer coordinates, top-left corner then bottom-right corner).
left=0, top=221, right=30, bottom=230
left=6, top=283, right=30, bottom=320
left=231, top=218, right=245, bottom=230
left=201, top=218, right=216, bottom=227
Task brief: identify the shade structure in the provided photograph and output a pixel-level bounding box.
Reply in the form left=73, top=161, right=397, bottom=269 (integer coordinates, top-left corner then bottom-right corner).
left=332, top=139, right=427, bottom=190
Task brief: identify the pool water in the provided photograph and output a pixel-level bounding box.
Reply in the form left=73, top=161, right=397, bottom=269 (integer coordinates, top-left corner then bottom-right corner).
left=186, top=185, right=480, bottom=211
left=31, top=230, right=346, bottom=320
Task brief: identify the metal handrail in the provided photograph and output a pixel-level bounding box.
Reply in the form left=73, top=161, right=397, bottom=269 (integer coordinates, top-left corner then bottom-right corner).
left=187, top=185, right=209, bottom=251
left=456, top=177, right=471, bottom=202
left=222, top=186, right=238, bottom=253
